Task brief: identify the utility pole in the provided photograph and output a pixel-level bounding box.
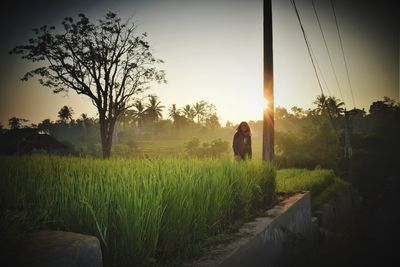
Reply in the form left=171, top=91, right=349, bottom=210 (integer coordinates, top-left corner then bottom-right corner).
left=263, top=0, right=274, bottom=162
left=344, top=110, right=353, bottom=183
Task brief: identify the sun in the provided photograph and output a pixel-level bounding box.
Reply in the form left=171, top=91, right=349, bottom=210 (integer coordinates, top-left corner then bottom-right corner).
left=247, top=95, right=273, bottom=120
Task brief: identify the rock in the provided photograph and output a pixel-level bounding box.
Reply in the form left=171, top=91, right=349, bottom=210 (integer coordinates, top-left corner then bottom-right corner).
left=16, top=230, right=103, bottom=267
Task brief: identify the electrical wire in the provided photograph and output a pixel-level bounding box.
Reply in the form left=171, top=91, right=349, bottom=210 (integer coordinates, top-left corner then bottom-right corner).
left=290, top=0, right=338, bottom=133
left=330, top=0, right=356, bottom=108
left=311, top=0, right=345, bottom=104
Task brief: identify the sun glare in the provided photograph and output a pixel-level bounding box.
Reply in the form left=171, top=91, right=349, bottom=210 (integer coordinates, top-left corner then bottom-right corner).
left=252, top=96, right=271, bottom=117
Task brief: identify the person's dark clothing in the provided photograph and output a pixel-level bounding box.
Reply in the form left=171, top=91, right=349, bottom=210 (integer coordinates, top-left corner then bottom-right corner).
left=232, top=131, right=252, bottom=159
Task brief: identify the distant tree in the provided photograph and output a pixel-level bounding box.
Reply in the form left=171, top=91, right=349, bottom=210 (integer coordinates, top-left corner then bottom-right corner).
left=8, top=117, right=28, bottom=130
left=131, top=100, right=147, bottom=127
left=369, top=97, right=397, bottom=114
left=80, top=113, right=95, bottom=127
left=313, top=95, right=344, bottom=118
left=193, top=101, right=206, bottom=123
left=275, top=107, right=289, bottom=120
left=225, top=120, right=234, bottom=128
left=38, top=119, right=53, bottom=133
left=119, top=110, right=135, bottom=126
left=326, top=96, right=345, bottom=117
left=347, top=108, right=366, bottom=118
left=10, top=12, right=166, bottom=158
left=168, top=104, right=181, bottom=122
left=202, top=102, right=217, bottom=121
left=383, top=96, right=396, bottom=107
left=76, top=113, right=96, bottom=128
left=182, top=105, right=195, bottom=121
left=185, top=137, right=229, bottom=157
left=145, top=95, right=165, bottom=122
left=58, top=106, right=74, bottom=124
left=291, top=106, right=306, bottom=118
left=205, top=114, right=221, bottom=129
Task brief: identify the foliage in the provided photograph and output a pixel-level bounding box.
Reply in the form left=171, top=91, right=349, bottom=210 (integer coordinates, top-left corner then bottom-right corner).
left=312, top=177, right=351, bottom=209
left=184, top=137, right=230, bottom=158
left=276, top=168, right=335, bottom=197
left=10, top=12, right=166, bottom=158
left=0, top=155, right=275, bottom=266
left=275, top=117, right=340, bottom=170
left=276, top=168, right=349, bottom=209
left=57, top=106, right=74, bottom=124
left=8, top=117, right=28, bottom=130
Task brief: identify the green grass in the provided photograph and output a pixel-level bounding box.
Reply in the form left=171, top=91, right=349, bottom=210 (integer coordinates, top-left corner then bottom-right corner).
left=0, top=155, right=275, bottom=266
left=312, top=178, right=351, bottom=209
left=276, top=168, right=350, bottom=209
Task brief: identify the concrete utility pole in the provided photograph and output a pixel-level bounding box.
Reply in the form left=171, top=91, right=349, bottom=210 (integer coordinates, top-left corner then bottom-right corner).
left=263, top=0, right=274, bottom=162
left=344, top=110, right=353, bottom=183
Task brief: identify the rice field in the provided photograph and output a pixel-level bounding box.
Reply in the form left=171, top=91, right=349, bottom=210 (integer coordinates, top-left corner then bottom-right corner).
left=0, top=155, right=275, bottom=266
left=276, top=168, right=350, bottom=208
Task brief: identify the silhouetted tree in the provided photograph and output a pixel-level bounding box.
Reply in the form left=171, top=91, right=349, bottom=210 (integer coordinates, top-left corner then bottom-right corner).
left=8, top=117, right=28, bottom=130
left=131, top=100, right=147, bottom=127
left=168, top=104, right=181, bottom=122
left=326, top=96, right=345, bottom=117
left=275, top=107, right=289, bottom=120
left=193, top=101, right=206, bottom=123
left=10, top=12, right=166, bottom=158
left=369, top=97, right=395, bottom=114
left=291, top=106, right=307, bottom=119
left=314, top=95, right=344, bottom=118
left=205, top=114, right=221, bottom=129
left=57, top=106, right=74, bottom=124
left=145, top=95, right=164, bottom=122
left=182, top=105, right=195, bottom=121
left=38, top=119, right=53, bottom=133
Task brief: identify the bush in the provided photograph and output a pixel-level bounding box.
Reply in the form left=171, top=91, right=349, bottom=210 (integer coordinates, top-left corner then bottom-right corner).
left=184, top=137, right=229, bottom=157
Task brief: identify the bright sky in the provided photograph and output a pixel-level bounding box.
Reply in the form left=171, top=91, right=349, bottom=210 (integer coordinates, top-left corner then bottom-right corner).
left=0, top=0, right=398, bottom=126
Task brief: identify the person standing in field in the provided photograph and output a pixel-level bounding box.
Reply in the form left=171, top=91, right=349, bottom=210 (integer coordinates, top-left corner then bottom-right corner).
left=232, top=121, right=252, bottom=160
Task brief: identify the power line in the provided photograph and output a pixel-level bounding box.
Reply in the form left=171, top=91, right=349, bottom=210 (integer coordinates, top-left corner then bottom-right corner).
left=330, top=0, right=356, bottom=108
left=290, top=0, right=338, bottom=133
left=310, top=0, right=345, bottom=104
left=290, top=0, right=324, bottom=97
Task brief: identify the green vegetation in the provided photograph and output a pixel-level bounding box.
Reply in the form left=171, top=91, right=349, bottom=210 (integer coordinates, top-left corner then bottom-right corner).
left=0, top=155, right=275, bottom=266
left=276, top=168, right=350, bottom=209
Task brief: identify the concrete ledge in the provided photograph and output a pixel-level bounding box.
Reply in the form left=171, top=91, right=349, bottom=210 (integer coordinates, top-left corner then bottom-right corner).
left=186, top=192, right=318, bottom=267
left=17, top=230, right=103, bottom=267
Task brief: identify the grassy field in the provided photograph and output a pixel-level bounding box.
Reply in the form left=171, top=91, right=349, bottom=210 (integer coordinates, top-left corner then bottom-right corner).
left=0, top=155, right=275, bottom=266
left=0, top=154, right=349, bottom=266
left=276, top=168, right=351, bottom=209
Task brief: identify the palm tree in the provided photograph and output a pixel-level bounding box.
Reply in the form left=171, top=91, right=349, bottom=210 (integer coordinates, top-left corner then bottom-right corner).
left=193, top=101, right=206, bottom=123
left=182, top=104, right=195, bottom=121
left=326, top=96, right=345, bottom=117
left=58, top=106, right=74, bottom=124
left=132, top=100, right=147, bottom=127
left=145, top=95, right=165, bottom=122
left=168, top=104, right=181, bottom=122
left=313, top=95, right=345, bottom=118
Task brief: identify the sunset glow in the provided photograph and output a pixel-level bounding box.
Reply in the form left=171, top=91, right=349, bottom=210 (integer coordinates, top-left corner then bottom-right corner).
left=0, top=0, right=397, bottom=126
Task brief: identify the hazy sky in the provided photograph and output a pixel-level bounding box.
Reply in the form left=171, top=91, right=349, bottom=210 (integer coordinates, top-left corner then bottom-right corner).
left=0, top=0, right=398, bottom=126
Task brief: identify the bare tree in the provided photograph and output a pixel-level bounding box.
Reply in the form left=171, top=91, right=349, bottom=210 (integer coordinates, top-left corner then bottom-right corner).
left=10, top=12, right=166, bottom=158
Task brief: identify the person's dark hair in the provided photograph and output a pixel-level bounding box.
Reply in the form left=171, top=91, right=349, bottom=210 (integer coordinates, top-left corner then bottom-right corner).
left=236, top=121, right=252, bottom=136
